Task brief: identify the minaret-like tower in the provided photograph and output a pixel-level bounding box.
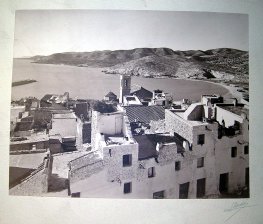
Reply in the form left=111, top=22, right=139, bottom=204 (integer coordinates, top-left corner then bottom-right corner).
left=119, top=74, right=131, bottom=103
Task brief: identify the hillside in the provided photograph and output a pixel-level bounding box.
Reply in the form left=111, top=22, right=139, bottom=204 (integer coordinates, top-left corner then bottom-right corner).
left=30, top=47, right=248, bottom=85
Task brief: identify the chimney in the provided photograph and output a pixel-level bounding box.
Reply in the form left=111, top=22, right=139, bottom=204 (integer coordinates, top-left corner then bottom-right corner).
left=233, top=98, right=238, bottom=107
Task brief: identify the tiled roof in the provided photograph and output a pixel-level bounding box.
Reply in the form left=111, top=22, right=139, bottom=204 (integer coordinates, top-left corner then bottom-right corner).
left=124, top=105, right=164, bottom=124
left=131, top=87, right=153, bottom=99
left=41, top=94, right=53, bottom=102
left=105, top=91, right=117, bottom=97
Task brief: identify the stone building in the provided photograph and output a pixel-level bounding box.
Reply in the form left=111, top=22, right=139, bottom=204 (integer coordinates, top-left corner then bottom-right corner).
left=104, top=91, right=118, bottom=102
left=40, top=92, right=69, bottom=109
left=67, top=94, right=249, bottom=198
left=9, top=134, right=52, bottom=196
left=49, top=112, right=79, bottom=152
left=130, top=86, right=153, bottom=105
left=165, top=95, right=249, bottom=197
left=9, top=151, right=52, bottom=196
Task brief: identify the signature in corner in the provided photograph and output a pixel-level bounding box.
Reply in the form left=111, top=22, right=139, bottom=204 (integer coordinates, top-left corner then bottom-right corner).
left=224, top=201, right=257, bottom=222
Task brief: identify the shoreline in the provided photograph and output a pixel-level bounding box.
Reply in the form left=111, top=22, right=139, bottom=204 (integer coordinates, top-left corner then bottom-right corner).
left=103, top=72, right=246, bottom=101
left=12, top=59, right=246, bottom=102
left=12, top=79, right=37, bottom=87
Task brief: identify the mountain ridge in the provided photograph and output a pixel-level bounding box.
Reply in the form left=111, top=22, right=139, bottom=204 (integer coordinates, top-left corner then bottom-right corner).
left=28, top=47, right=248, bottom=85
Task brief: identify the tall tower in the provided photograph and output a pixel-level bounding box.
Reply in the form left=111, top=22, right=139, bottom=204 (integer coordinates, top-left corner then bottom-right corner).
left=119, top=74, right=131, bottom=103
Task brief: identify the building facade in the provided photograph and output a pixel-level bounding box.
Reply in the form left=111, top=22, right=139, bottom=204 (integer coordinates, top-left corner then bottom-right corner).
left=68, top=94, right=249, bottom=198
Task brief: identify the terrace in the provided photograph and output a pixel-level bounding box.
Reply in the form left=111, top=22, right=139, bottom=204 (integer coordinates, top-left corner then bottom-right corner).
left=104, top=134, right=130, bottom=146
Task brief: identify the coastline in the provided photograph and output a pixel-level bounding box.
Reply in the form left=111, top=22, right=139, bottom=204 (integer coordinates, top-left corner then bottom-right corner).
left=12, top=60, right=248, bottom=100
left=12, top=79, right=37, bottom=87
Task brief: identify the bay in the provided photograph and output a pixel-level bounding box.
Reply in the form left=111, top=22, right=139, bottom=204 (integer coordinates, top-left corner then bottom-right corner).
left=11, top=59, right=229, bottom=101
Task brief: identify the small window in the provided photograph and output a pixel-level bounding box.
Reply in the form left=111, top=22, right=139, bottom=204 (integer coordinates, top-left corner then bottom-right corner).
left=148, top=167, right=155, bottom=178
left=198, top=134, right=205, bottom=145
left=175, top=161, right=181, bottom=171
left=153, top=190, right=165, bottom=199
left=197, top=157, right=204, bottom=168
left=124, top=182, right=132, bottom=194
left=244, top=145, right=249, bottom=155
left=231, top=147, right=237, bottom=157
left=123, top=154, right=132, bottom=167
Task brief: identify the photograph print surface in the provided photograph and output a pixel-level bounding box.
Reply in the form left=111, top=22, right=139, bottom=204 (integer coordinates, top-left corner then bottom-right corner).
left=9, top=10, right=249, bottom=198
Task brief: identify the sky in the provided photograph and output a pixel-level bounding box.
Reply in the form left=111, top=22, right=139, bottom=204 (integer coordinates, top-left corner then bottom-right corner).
left=14, top=10, right=248, bottom=58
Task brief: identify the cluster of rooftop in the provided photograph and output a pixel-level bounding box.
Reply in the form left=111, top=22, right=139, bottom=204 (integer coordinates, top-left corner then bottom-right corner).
left=9, top=74, right=249, bottom=199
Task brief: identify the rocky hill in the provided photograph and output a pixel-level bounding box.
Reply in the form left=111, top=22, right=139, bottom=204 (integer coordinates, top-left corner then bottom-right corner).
left=30, top=47, right=248, bottom=84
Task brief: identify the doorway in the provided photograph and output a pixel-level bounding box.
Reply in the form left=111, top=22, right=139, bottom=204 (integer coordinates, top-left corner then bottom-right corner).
left=219, top=173, right=229, bottom=193
left=179, top=182, right=190, bottom=199
left=196, top=178, right=206, bottom=198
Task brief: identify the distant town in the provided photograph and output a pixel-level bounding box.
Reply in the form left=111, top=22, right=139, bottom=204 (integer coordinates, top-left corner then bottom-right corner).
left=9, top=74, right=249, bottom=198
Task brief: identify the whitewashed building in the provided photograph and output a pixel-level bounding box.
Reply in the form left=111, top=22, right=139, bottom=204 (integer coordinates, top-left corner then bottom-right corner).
left=68, top=93, right=249, bottom=198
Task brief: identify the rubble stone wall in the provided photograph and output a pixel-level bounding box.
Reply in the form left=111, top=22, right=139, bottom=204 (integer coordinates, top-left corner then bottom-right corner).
left=165, top=110, right=193, bottom=143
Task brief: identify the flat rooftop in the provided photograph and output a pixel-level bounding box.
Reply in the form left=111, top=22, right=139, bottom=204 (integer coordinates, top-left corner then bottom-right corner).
left=10, top=133, right=49, bottom=145
left=104, top=134, right=129, bottom=146
left=52, top=151, right=90, bottom=178
left=218, top=105, right=249, bottom=117
left=9, top=152, right=47, bottom=188
left=53, top=113, right=76, bottom=119
left=10, top=152, right=47, bottom=169
left=11, top=105, right=25, bottom=109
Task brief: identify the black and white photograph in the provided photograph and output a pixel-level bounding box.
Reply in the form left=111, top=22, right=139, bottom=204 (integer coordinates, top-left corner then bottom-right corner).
left=9, top=10, right=249, bottom=199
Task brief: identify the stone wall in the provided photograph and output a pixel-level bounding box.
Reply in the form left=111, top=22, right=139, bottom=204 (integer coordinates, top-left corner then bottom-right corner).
left=103, top=143, right=138, bottom=182
left=69, top=151, right=99, bottom=170
left=165, top=110, right=194, bottom=143
left=49, top=141, right=62, bottom=154
left=158, top=143, right=178, bottom=166
left=9, top=155, right=52, bottom=196
left=69, top=109, right=248, bottom=198
left=147, top=119, right=165, bottom=134
left=69, top=158, right=104, bottom=183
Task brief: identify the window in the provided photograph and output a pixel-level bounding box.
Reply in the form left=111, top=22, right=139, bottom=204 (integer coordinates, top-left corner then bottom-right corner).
left=148, top=167, right=155, bottom=178
left=244, top=145, right=249, bottom=154
left=123, top=182, right=132, bottom=194
left=153, top=190, right=165, bottom=199
left=71, top=192, right=80, bottom=198
left=175, top=161, right=181, bottom=171
left=179, top=182, right=190, bottom=199
left=198, top=134, right=205, bottom=145
left=123, top=154, right=132, bottom=167
left=231, top=147, right=237, bottom=157
left=197, top=157, right=204, bottom=168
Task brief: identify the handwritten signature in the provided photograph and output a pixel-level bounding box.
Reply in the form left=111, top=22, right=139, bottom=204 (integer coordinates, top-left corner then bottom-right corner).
left=224, top=201, right=256, bottom=222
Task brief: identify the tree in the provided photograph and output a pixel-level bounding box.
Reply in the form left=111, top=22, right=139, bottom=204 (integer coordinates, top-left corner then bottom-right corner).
left=92, top=101, right=116, bottom=113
